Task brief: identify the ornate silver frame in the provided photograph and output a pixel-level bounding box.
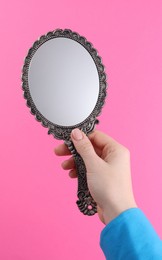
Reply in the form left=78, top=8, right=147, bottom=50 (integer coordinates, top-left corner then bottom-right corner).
left=21, top=28, right=107, bottom=216
left=22, top=28, right=107, bottom=140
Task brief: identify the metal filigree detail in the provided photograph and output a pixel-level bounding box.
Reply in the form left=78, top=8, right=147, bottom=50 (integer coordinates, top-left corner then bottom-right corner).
left=65, top=140, right=97, bottom=216
left=21, top=28, right=107, bottom=216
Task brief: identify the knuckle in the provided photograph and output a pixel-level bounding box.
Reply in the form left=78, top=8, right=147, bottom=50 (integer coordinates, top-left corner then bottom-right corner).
left=123, top=147, right=130, bottom=157
left=118, top=144, right=130, bottom=156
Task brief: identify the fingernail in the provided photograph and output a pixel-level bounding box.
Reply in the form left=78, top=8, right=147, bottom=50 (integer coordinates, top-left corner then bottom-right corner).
left=71, top=129, right=83, bottom=141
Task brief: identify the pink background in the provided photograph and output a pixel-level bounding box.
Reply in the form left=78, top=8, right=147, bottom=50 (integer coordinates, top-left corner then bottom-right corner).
left=0, top=0, right=162, bottom=259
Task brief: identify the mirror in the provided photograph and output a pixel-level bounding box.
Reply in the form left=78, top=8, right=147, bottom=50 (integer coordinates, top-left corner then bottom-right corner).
left=22, top=29, right=107, bottom=216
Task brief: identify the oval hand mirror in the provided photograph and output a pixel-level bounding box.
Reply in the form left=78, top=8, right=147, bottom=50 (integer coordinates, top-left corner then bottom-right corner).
left=22, top=29, right=107, bottom=216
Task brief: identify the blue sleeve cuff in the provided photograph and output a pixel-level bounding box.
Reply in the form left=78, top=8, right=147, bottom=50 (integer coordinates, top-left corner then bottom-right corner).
left=100, top=208, right=162, bottom=259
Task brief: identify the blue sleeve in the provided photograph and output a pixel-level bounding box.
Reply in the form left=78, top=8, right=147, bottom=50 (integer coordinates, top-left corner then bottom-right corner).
left=100, top=208, right=162, bottom=259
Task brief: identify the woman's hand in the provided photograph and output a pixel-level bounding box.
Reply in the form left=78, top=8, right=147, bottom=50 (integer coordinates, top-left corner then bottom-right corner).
left=54, top=129, right=137, bottom=225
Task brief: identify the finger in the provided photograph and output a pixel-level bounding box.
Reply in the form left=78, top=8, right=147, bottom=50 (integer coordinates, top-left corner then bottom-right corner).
left=71, top=129, right=99, bottom=170
left=88, top=130, right=119, bottom=151
left=69, top=169, right=77, bottom=178
left=61, top=157, right=75, bottom=170
left=54, top=143, right=71, bottom=156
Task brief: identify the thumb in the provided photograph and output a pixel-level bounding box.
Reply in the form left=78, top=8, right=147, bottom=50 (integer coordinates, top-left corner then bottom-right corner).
left=71, top=128, right=98, bottom=171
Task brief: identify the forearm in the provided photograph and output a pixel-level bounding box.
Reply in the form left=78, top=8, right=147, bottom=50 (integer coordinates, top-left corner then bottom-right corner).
left=100, top=208, right=162, bottom=259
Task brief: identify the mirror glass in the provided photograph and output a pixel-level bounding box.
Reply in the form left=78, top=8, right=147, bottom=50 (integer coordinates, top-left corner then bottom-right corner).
left=28, top=37, right=99, bottom=126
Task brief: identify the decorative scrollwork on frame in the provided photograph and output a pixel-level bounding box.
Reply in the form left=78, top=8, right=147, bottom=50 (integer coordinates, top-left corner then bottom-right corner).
left=65, top=140, right=97, bottom=216
left=21, top=28, right=107, bottom=140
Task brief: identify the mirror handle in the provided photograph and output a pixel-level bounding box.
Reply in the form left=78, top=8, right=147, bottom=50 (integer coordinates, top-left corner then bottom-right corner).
left=65, top=140, right=97, bottom=216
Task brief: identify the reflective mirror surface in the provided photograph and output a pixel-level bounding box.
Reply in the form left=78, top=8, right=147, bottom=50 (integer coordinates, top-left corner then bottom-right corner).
left=28, top=37, right=99, bottom=126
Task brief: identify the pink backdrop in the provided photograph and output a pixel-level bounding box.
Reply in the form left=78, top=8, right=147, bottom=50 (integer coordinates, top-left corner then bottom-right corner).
left=0, top=1, right=162, bottom=259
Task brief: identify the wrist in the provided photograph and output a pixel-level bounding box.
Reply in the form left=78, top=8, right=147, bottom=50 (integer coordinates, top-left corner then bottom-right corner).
left=103, top=202, right=138, bottom=225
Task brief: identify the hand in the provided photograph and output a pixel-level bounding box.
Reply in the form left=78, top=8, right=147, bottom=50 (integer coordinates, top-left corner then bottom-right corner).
left=54, top=129, right=137, bottom=225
